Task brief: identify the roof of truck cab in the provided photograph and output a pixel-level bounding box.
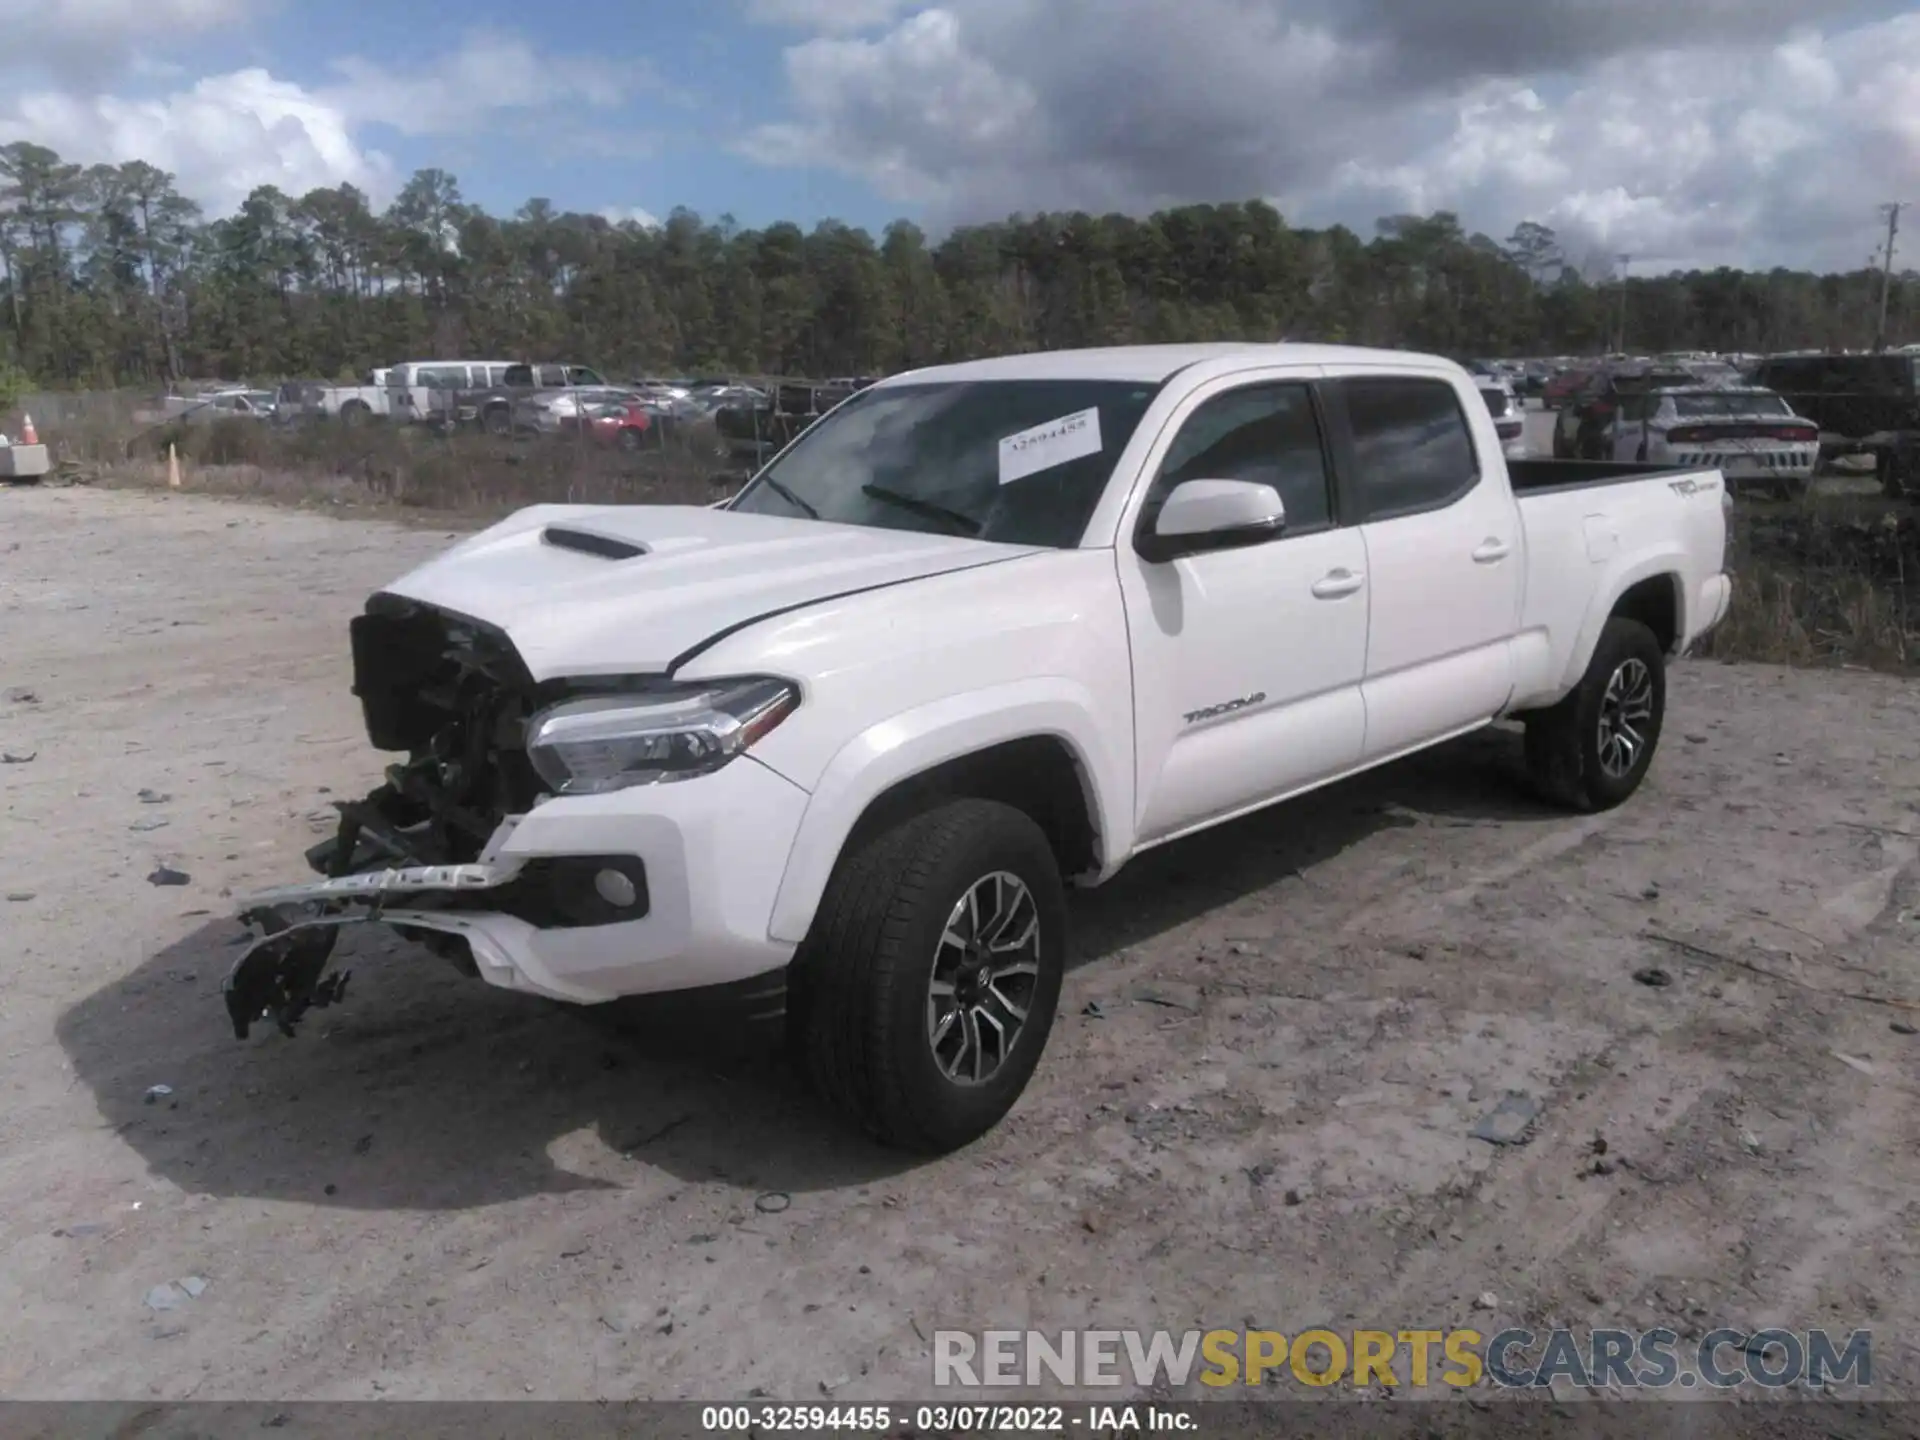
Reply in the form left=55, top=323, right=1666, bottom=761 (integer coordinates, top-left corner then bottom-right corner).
left=878, top=343, right=1456, bottom=386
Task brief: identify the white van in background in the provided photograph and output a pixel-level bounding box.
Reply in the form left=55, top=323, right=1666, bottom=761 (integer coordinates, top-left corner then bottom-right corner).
left=386, top=361, right=519, bottom=426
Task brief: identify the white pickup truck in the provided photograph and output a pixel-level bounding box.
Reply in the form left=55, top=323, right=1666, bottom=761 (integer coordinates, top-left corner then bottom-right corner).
left=226, top=342, right=1733, bottom=1153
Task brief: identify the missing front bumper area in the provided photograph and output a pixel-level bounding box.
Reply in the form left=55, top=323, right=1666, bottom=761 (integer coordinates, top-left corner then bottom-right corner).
left=225, top=853, right=650, bottom=1039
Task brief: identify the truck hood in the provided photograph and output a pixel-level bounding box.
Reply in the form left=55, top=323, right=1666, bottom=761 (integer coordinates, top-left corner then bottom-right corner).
left=381, top=503, right=1037, bottom=679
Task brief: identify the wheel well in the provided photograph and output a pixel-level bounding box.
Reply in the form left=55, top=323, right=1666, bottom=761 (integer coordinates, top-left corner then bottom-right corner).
left=1611, top=574, right=1679, bottom=654
left=846, top=737, right=1100, bottom=880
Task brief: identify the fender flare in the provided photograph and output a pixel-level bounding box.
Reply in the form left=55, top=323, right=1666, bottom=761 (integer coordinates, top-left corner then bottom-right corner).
left=1559, top=547, right=1688, bottom=693
left=764, top=680, right=1131, bottom=944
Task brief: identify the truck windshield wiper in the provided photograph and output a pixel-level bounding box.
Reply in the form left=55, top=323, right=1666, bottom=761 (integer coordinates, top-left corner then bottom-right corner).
left=754, top=473, right=819, bottom=519
left=860, top=484, right=981, bottom=535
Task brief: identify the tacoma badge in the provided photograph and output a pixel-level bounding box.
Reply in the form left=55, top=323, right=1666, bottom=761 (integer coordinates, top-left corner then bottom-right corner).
left=1184, top=692, right=1266, bottom=724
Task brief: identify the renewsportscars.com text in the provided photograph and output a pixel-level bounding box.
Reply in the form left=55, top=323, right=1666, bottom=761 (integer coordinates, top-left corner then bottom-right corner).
left=933, top=1327, right=1872, bottom=1390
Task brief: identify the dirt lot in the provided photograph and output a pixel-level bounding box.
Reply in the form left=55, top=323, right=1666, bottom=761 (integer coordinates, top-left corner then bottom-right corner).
left=2, top=483, right=1918, bottom=1404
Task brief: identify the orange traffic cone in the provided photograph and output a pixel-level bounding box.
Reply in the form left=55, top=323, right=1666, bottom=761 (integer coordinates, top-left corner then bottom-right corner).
left=19, top=413, right=36, bottom=445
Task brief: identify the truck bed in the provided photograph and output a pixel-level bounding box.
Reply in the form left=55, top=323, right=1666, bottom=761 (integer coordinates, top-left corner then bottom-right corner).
left=1508, top=458, right=1700, bottom=495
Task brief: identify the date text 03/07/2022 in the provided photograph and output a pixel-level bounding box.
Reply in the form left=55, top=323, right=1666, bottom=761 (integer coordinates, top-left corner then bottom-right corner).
left=699, top=1404, right=1197, bottom=1432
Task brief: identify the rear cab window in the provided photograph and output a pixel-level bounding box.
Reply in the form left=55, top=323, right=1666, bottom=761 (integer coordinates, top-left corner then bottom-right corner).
left=1334, top=376, right=1480, bottom=521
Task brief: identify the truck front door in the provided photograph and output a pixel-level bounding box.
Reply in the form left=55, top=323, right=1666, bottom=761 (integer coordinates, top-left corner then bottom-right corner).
left=1117, top=373, right=1371, bottom=845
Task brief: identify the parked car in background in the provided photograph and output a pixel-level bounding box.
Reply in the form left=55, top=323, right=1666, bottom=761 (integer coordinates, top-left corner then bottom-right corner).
left=558, top=397, right=656, bottom=450
left=713, top=377, right=871, bottom=462
left=1747, top=350, right=1920, bottom=497
left=1542, top=368, right=1593, bottom=409
left=315, top=369, right=391, bottom=424
left=1611, top=386, right=1818, bottom=499
left=386, top=361, right=518, bottom=427
left=513, top=385, right=635, bottom=437
left=1476, top=376, right=1527, bottom=459
left=169, top=388, right=279, bottom=423
left=473, top=363, right=614, bottom=435
left=1553, top=366, right=1700, bottom=459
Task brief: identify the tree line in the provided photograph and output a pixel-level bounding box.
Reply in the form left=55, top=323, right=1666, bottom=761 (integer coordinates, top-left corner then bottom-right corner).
left=0, top=140, right=1912, bottom=389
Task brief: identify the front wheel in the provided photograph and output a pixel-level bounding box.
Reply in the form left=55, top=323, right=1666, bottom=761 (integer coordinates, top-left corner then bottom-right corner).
left=482, top=405, right=511, bottom=436
left=1523, top=616, right=1667, bottom=812
left=789, top=798, right=1067, bottom=1153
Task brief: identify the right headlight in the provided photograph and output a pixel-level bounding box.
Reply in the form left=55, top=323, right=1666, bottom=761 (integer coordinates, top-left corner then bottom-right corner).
left=526, top=677, right=798, bottom=795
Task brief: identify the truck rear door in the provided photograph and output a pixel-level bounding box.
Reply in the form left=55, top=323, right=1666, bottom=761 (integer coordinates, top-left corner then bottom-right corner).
left=1321, top=371, right=1524, bottom=759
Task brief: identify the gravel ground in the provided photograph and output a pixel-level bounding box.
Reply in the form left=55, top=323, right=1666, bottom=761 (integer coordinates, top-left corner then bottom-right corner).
left=2, top=482, right=1917, bottom=1406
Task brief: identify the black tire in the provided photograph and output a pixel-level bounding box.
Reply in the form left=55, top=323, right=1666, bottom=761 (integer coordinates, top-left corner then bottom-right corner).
left=1523, top=616, right=1667, bottom=812
left=789, top=798, right=1066, bottom=1153
left=616, top=427, right=642, bottom=452
left=1772, top=475, right=1809, bottom=502
left=482, top=405, right=511, bottom=436
left=339, top=401, right=370, bottom=427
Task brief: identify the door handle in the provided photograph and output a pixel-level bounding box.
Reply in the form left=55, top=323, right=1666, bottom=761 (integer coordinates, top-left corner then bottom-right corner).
left=1311, top=568, right=1364, bottom=598
left=1472, top=538, right=1512, bottom=563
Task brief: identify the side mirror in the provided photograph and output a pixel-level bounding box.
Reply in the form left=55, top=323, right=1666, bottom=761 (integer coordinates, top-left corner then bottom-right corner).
left=1136, top=478, right=1286, bottom=563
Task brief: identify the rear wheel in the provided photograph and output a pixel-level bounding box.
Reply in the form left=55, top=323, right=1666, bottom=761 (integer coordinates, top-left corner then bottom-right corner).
left=789, top=798, right=1066, bottom=1153
left=1524, top=617, right=1667, bottom=812
left=616, top=427, right=643, bottom=452
left=483, top=405, right=511, bottom=436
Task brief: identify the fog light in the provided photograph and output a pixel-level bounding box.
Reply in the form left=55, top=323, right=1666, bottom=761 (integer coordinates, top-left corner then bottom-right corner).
left=594, top=868, right=639, bottom=908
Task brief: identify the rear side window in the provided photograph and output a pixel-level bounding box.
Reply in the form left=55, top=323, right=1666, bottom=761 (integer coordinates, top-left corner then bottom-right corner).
left=1339, top=377, right=1479, bottom=519
left=1148, top=383, right=1332, bottom=532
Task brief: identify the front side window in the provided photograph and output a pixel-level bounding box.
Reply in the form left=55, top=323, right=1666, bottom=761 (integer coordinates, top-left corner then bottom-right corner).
left=1145, top=383, right=1331, bottom=532
left=728, top=378, right=1162, bottom=549
left=418, top=365, right=466, bottom=390
left=1339, top=377, right=1479, bottom=519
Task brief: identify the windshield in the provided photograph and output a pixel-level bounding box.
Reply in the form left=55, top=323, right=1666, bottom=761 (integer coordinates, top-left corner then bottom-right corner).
left=1671, top=392, right=1792, bottom=418
left=728, top=379, right=1164, bottom=548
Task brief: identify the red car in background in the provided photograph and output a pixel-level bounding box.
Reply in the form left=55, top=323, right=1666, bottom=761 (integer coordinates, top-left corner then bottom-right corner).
left=559, top=397, right=655, bottom=450
left=1542, top=368, right=1593, bottom=407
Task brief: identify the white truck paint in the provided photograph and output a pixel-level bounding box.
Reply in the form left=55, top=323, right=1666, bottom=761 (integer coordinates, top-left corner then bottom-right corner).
left=227, top=342, right=1733, bottom=1151
left=314, top=369, right=391, bottom=422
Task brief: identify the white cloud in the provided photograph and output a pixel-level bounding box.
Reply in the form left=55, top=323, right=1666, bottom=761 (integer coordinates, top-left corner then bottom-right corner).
left=0, top=0, right=255, bottom=84
left=323, top=30, right=637, bottom=136
left=0, top=69, right=394, bottom=211
left=744, top=0, right=919, bottom=34
left=744, top=0, right=1920, bottom=270
left=601, top=205, right=662, bottom=228
left=1294, top=15, right=1920, bottom=270
left=0, top=29, right=642, bottom=215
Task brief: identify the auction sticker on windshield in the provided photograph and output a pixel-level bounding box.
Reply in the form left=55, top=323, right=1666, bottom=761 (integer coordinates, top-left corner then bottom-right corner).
left=998, top=407, right=1102, bottom=485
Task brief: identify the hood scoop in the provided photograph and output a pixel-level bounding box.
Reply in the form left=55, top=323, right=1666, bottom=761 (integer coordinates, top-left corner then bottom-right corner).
left=541, top=525, right=647, bottom=560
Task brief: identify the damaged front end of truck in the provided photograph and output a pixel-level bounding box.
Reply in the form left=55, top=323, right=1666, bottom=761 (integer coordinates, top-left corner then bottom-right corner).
left=224, top=593, right=649, bottom=1039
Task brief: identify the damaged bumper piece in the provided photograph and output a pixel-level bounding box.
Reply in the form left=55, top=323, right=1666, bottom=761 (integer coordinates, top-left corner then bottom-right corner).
left=224, top=755, right=809, bottom=1039
left=224, top=594, right=808, bottom=1040
left=224, top=856, right=599, bottom=1036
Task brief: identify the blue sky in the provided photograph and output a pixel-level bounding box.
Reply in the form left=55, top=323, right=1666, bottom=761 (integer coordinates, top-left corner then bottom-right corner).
left=242, top=0, right=901, bottom=231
